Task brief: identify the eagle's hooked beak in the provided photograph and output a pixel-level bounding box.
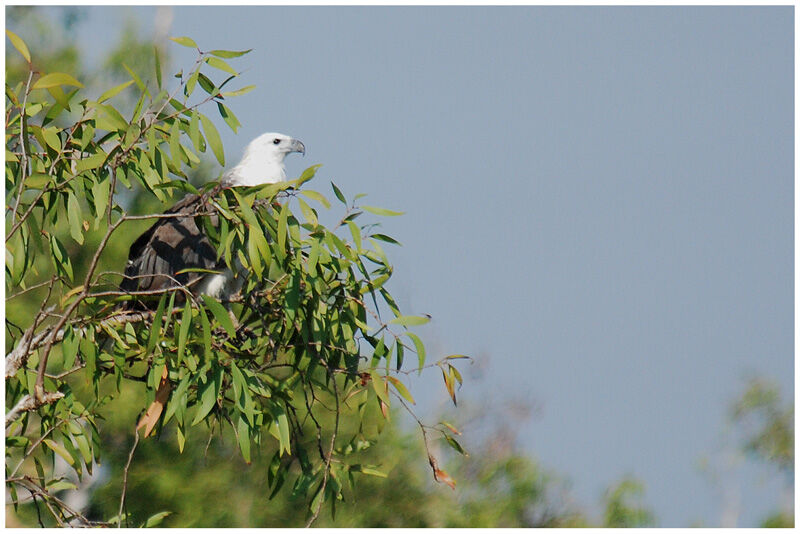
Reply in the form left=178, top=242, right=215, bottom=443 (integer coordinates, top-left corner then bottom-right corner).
left=290, top=138, right=306, bottom=156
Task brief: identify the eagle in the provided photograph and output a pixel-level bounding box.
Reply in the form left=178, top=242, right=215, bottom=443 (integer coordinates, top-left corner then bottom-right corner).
left=120, top=132, right=305, bottom=309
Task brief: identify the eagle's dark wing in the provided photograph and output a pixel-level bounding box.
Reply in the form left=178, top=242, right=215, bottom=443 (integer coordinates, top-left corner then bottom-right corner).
left=120, top=192, right=220, bottom=309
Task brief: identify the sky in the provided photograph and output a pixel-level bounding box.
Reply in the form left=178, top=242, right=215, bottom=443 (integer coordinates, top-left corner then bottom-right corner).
left=12, top=5, right=794, bottom=527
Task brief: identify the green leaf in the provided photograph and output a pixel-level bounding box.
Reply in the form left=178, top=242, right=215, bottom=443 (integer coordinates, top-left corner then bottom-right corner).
left=300, top=190, right=331, bottom=209
left=97, top=80, right=134, bottom=103
left=347, top=221, right=362, bottom=251
left=231, top=189, right=258, bottom=226
left=50, top=234, right=73, bottom=280
left=389, top=315, right=430, bottom=327
left=277, top=203, right=289, bottom=253
left=200, top=306, right=212, bottom=359
left=297, top=197, right=318, bottom=226
left=75, top=151, right=107, bottom=174
left=154, top=45, right=163, bottom=89
left=177, top=300, right=192, bottom=364
left=33, top=72, right=83, bottom=90
left=352, top=465, right=388, bottom=478
left=164, top=375, right=191, bottom=425
left=308, top=239, right=321, bottom=272
left=217, top=102, right=240, bottom=133
left=170, top=36, right=198, bottom=48
left=387, top=376, right=415, bottom=404
left=61, top=327, right=79, bottom=370
left=73, top=430, right=93, bottom=465
left=47, top=85, right=71, bottom=112
left=6, top=30, right=31, bottom=63
left=229, top=362, right=246, bottom=403
left=42, top=127, right=61, bottom=151
left=47, top=480, right=78, bottom=492
left=67, top=192, right=84, bottom=245
left=294, top=164, right=322, bottom=187
left=236, top=416, right=251, bottom=464
left=370, top=233, right=402, bottom=245
left=369, top=371, right=390, bottom=404
left=273, top=406, right=291, bottom=455
left=122, top=63, right=147, bottom=93
left=395, top=339, right=405, bottom=370
left=176, top=424, right=186, bottom=452
left=209, top=48, right=252, bottom=58
left=189, top=111, right=201, bottom=150
left=201, top=295, right=236, bottom=338
left=205, top=56, right=238, bottom=76
left=246, top=227, right=263, bottom=278
left=23, top=172, right=49, bottom=189
left=331, top=182, right=347, bottom=204
left=44, top=439, right=75, bottom=466
left=199, top=113, right=224, bottom=166
left=147, top=295, right=167, bottom=353
left=405, top=332, right=426, bottom=373
left=143, top=511, right=172, bottom=528
left=362, top=205, right=405, bottom=217
left=169, top=119, right=182, bottom=168
left=93, top=103, right=129, bottom=132
left=221, top=85, right=256, bottom=98
left=192, top=373, right=218, bottom=425
left=444, top=435, right=467, bottom=456
left=185, top=69, right=199, bottom=97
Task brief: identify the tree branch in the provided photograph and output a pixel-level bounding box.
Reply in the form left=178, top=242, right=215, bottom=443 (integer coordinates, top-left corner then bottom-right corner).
left=5, top=391, right=65, bottom=427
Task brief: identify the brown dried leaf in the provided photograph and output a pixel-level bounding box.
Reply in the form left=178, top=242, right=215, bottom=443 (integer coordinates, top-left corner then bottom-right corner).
left=136, top=365, right=171, bottom=438
left=434, top=468, right=456, bottom=490
left=428, top=453, right=456, bottom=490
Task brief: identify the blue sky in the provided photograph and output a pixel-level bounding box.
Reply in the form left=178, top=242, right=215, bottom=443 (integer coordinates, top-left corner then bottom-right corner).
left=14, top=6, right=794, bottom=526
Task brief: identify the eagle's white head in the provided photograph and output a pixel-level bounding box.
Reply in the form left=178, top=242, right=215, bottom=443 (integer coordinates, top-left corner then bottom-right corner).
left=223, top=132, right=306, bottom=187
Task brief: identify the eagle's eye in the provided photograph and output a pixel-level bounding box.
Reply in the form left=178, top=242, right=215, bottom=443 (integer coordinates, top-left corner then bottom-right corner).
left=273, top=138, right=281, bottom=145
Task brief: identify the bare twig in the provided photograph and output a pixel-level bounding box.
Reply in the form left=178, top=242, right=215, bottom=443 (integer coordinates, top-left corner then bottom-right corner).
left=33, top=217, right=125, bottom=401
left=305, top=356, right=340, bottom=528
left=118, top=430, right=140, bottom=528
left=13, top=476, right=100, bottom=527
left=9, top=69, right=34, bottom=224
left=5, top=277, right=58, bottom=379
left=9, top=424, right=58, bottom=478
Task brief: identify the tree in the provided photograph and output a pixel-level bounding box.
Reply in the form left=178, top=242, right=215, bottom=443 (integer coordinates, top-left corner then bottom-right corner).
left=5, top=31, right=467, bottom=527
left=731, top=377, right=794, bottom=528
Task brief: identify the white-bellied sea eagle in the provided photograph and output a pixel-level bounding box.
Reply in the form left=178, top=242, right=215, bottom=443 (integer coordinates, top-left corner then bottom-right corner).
left=120, top=132, right=305, bottom=309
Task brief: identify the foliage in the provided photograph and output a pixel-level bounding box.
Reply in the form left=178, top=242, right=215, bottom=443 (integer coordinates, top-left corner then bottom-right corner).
left=5, top=31, right=465, bottom=527
left=6, top=388, right=604, bottom=528
left=731, top=377, right=793, bottom=475
left=602, top=476, right=655, bottom=528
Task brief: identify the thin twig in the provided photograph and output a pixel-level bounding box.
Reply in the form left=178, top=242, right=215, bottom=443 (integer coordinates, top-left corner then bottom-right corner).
left=5, top=277, right=58, bottom=379
left=33, top=217, right=124, bottom=401
left=118, top=430, right=140, bottom=528
left=9, top=69, right=34, bottom=224
left=305, top=356, right=339, bottom=528
left=10, top=424, right=58, bottom=478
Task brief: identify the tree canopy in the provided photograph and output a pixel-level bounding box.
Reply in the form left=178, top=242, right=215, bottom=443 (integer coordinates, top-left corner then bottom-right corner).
left=5, top=31, right=467, bottom=527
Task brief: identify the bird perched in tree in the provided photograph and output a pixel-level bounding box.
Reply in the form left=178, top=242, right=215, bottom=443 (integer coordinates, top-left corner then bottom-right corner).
left=120, top=132, right=305, bottom=309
